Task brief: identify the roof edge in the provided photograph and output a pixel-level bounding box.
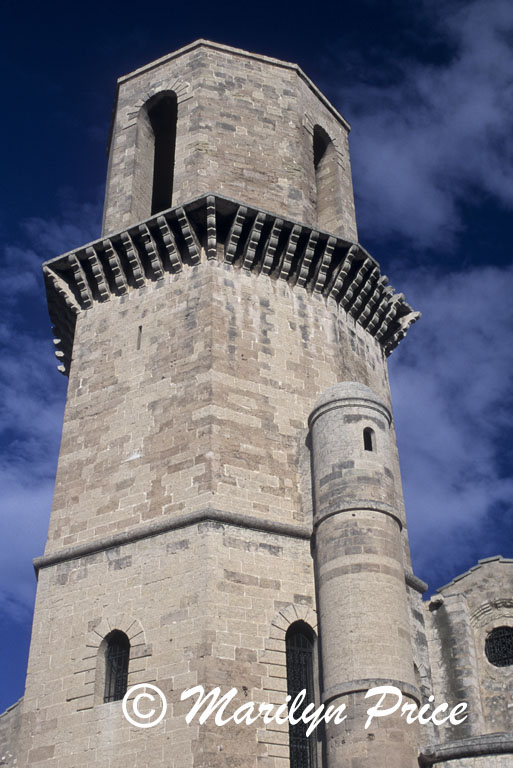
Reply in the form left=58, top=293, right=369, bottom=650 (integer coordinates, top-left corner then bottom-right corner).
left=115, top=39, right=351, bottom=131
left=437, top=555, right=513, bottom=593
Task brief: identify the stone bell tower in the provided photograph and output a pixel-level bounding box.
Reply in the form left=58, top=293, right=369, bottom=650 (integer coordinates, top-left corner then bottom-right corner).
left=15, top=41, right=423, bottom=768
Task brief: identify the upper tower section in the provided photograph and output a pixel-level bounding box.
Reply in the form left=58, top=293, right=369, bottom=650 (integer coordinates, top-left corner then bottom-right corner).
left=103, top=40, right=357, bottom=240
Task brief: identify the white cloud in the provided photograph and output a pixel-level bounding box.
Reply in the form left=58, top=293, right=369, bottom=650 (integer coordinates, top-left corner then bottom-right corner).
left=389, top=262, right=513, bottom=585
left=331, top=0, right=513, bottom=588
left=339, top=0, right=513, bottom=247
left=0, top=328, right=65, bottom=620
left=23, top=195, right=102, bottom=255
left=0, top=196, right=101, bottom=619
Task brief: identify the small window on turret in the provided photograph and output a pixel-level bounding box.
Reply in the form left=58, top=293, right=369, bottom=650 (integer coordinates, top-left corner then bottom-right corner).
left=363, top=427, right=375, bottom=452
left=485, top=626, right=513, bottom=667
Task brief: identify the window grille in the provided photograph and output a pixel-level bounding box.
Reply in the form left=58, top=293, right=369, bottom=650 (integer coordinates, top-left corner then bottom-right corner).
left=286, top=623, right=317, bottom=768
left=485, top=626, right=513, bottom=667
left=104, top=631, right=130, bottom=702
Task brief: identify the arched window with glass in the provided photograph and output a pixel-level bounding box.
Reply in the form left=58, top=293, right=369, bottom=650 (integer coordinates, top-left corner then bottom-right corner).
left=103, top=630, right=130, bottom=703
left=286, top=621, right=318, bottom=768
left=485, top=626, right=513, bottom=667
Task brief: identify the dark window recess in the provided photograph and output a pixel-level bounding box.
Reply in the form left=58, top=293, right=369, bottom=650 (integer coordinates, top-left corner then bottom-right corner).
left=485, top=626, right=513, bottom=667
left=312, top=125, right=337, bottom=232
left=104, top=630, right=130, bottom=702
left=313, top=125, right=329, bottom=170
left=148, top=93, right=177, bottom=215
left=363, top=427, right=375, bottom=452
left=137, top=325, right=142, bottom=350
left=286, top=623, right=317, bottom=768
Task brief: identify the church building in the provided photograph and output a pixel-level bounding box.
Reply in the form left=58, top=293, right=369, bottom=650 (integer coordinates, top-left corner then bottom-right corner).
left=1, top=40, right=513, bottom=768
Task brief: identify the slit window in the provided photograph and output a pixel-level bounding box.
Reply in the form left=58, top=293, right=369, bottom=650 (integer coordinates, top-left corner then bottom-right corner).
left=286, top=622, right=317, bottom=768
left=363, top=427, right=375, bottom=452
left=313, top=125, right=338, bottom=232
left=104, top=630, right=130, bottom=702
left=147, top=92, right=177, bottom=215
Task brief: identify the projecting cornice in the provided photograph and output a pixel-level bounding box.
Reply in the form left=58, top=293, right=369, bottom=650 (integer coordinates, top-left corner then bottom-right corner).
left=42, top=194, right=420, bottom=375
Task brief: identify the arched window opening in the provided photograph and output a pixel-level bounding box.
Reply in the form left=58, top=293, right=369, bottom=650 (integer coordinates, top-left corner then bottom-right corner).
left=363, top=427, right=375, bottom=452
left=134, top=91, right=178, bottom=221
left=286, top=622, right=317, bottom=768
left=104, top=630, right=130, bottom=702
left=485, top=626, right=513, bottom=667
left=313, top=125, right=338, bottom=232
left=147, top=92, right=177, bottom=215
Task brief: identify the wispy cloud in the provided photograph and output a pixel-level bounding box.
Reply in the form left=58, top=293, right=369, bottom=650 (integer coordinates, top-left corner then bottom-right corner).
left=332, top=0, right=513, bottom=589
left=340, top=0, right=513, bottom=247
left=0, top=195, right=101, bottom=619
left=390, top=262, right=513, bottom=586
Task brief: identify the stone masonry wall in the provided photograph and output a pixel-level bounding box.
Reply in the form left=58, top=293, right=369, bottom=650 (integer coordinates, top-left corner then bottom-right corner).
left=425, top=559, right=513, bottom=740
left=18, top=523, right=316, bottom=768
left=19, top=253, right=415, bottom=766
left=0, top=698, right=22, bottom=768
left=44, top=259, right=390, bottom=555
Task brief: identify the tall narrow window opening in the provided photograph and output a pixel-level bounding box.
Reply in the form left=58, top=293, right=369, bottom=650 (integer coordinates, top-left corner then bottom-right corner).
left=313, top=125, right=338, bottom=232
left=133, top=90, right=177, bottom=221
left=363, top=427, right=375, bottom=452
left=104, top=630, right=130, bottom=703
left=286, top=622, right=317, bottom=768
left=147, top=92, right=177, bottom=215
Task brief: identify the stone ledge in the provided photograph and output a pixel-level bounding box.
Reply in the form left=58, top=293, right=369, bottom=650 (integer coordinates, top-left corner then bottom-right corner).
left=313, top=500, right=403, bottom=531
left=115, top=39, right=352, bottom=132
left=406, top=571, right=429, bottom=594
left=322, top=678, right=420, bottom=706
left=437, top=555, right=513, bottom=593
left=0, top=697, right=23, bottom=720
left=33, top=507, right=312, bottom=574
left=42, top=194, right=420, bottom=375
left=419, top=732, right=513, bottom=765
left=33, top=505, right=423, bottom=604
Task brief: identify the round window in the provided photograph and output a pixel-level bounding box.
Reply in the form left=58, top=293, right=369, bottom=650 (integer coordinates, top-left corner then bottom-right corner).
left=485, top=626, right=513, bottom=667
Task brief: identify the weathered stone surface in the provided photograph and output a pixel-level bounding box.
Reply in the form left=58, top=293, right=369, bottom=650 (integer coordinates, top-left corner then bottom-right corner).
left=425, top=558, right=513, bottom=744
left=0, top=698, right=22, bottom=768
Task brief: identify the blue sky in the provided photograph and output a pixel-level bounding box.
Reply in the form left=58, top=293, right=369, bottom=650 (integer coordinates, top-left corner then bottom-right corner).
left=1, top=0, right=512, bottom=714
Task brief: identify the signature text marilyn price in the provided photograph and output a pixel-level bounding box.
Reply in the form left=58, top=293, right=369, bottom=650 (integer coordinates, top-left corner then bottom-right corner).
left=122, top=683, right=468, bottom=731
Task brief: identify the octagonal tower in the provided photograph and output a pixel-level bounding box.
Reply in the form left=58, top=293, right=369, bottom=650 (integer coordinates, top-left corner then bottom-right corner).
left=15, top=41, right=424, bottom=768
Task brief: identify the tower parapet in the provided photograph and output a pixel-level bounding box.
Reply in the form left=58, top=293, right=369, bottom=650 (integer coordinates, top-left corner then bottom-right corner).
left=103, top=40, right=358, bottom=238
left=44, top=194, right=418, bottom=377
